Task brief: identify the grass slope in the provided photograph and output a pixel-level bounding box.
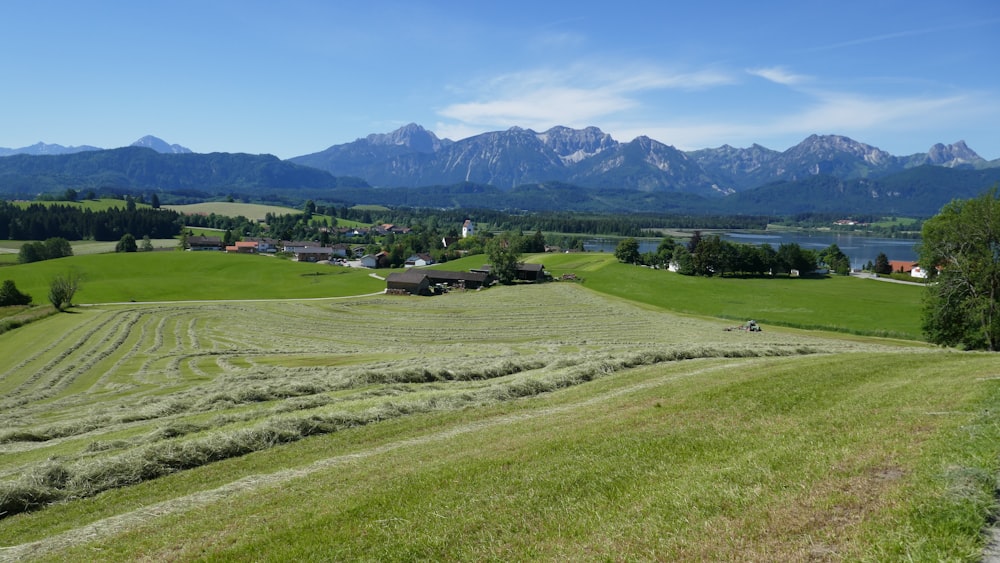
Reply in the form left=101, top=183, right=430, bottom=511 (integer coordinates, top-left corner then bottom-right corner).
left=0, top=252, right=384, bottom=303
left=0, top=283, right=995, bottom=560
left=444, top=252, right=924, bottom=339
left=1, top=255, right=996, bottom=561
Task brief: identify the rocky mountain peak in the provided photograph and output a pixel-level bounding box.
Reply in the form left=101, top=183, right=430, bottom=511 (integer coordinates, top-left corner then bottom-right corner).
left=364, top=123, right=447, bottom=153
left=536, top=125, right=617, bottom=164
left=926, top=140, right=982, bottom=166
left=790, top=134, right=892, bottom=166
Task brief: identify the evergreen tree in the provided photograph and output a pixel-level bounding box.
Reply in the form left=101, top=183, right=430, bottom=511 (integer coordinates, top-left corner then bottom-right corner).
left=874, top=252, right=891, bottom=275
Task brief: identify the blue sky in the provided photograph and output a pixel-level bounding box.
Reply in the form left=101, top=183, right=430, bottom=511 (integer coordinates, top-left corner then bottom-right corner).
left=2, top=1, right=998, bottom=159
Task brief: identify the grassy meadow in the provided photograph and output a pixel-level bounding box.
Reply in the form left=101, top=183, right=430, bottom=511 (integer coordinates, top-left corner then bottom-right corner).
left=1, top=249, right=999, bottom=560
left=0, top=251, right=384, bottom=304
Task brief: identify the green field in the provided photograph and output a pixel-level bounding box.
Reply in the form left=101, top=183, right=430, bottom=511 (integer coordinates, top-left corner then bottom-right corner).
left=1, top=251, right=999, bottom=560
left=0, top=252, right=384, bottom=304
left=444, top=252, right=924, bottom=339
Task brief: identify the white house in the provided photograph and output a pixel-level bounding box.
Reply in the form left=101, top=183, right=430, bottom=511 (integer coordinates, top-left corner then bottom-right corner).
left=404, top=253, right=435, bottom=268
left=462, top=219, right=474, bottom=238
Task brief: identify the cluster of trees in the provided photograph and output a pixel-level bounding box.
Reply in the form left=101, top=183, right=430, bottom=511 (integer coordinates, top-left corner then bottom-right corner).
left=614, top=233, right=852, bottom=277
left=920, top=188, right=1000, bottom=350
left=0, top=201, right=180, bottom=241
left=18, top=237, right=74, bottom=264
left=0, top=274, right=80, bottom=311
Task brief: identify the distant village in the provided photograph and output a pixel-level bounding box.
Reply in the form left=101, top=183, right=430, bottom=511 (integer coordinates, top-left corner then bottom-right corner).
left=182, top=219, right=550, bottom=296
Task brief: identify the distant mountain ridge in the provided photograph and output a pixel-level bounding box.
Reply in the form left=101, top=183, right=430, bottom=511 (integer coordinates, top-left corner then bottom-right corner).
left=0, top=146, right=367, bottom=196
left=0, top=135, right=191, bottom=156
left=289, top=124, right=996, bottom=197
left=0, top=141, right=102, bottom=157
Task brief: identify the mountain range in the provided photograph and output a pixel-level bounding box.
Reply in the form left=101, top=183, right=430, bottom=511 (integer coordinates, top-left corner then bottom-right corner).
left=289, top=124, right=997, bottom=197
left=1, top=126, right=999, bottom=216
left=0, top=135, right=191, bottom=156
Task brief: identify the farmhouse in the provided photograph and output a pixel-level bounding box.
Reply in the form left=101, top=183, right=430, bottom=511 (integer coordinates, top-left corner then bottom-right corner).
left=462, top=219, right=474, bottom=238
left=473, top=263, right=548, bottom=282
left=186, top=236, right=223, bottom=251
left=385, top=269, right=494, bottom=295
left=293, top=246, right=336, bottom=262
left=889, top=260, right=918, bottom=274
left=385, top=269, right=432, bottom=295
left=283, top=241, right=316, bottom=253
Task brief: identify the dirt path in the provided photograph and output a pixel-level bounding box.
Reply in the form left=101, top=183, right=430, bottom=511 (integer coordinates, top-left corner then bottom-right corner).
left=0, top=359, right=746, bottom=561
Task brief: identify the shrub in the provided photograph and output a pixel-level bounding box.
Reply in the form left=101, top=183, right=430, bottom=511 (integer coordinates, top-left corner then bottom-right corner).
left=0, top=280, right=31, bottom=307
left=49, top=272, right=81, bottom=311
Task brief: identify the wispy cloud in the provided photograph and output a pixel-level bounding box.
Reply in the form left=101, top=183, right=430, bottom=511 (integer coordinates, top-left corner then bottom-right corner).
left=810, top=18, right=1000, bottom=51
left=747, top=66, right=809, bottom=86
left=436, top=63, right=736, bottom=137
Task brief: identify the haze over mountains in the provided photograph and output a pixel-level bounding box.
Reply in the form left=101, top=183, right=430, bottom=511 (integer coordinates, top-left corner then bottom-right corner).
left=1, top=126, right=999, bottom=216
left=0, top=135, right=192, bottom=156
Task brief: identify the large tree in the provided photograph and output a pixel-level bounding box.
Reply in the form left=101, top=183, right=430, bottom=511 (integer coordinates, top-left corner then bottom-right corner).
left=920, top=188, right=1000, bottom=350
left=614, top=238, right=640, bottom=264
left=487, top=237, right=521, bottom=285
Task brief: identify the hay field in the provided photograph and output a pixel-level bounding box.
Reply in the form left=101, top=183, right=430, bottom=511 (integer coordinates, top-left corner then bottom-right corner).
left=0, top=283, right=997, bottom=560
left=164, top=202, right=301, bottom=221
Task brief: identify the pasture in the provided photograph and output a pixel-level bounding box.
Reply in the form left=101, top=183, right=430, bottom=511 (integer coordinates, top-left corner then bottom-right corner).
left=1, top=274, right=999, bottom=560
left=0, top=251, right=384, bottom=304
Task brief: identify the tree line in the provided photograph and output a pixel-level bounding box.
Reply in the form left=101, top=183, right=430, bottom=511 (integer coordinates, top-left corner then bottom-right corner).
left=614, top=232, right=852, bottom=277
left=0, top=201, right=180, bottom=241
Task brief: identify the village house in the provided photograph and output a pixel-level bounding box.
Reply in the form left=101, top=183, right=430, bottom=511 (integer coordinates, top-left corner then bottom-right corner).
left=282, top=241, right=316, bottom=253
left=186, top=236, right=223, bottom=251
left=293, top=246, right=336, bottom=262
left=360, top=251, right=389, bottom=269
left=889, top=260, right=918, bottom=275
left=330, top=243, right=352, bottom=258
left=462, top=219, right=475, bottom=238
left=225, top=241, right=258, bottom=254
left=243, top=237, right=279, bottom=253
left=376, top=224, right=412, bottom=236
left=404, top=253, right=435, bottom=267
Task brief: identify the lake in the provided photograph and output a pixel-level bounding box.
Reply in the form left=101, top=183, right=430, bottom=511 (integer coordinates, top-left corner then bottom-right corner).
left=585, top=231, right=919, bottom=270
